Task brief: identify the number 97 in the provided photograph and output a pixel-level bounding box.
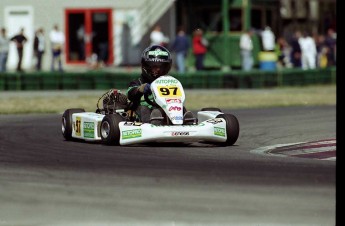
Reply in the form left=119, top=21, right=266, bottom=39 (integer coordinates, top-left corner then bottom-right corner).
left=160, top=87, right=178, bottom=96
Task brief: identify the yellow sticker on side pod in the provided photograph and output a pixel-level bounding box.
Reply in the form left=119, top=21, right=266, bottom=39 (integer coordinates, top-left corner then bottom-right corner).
left=75, top=116, right=81, bottom=136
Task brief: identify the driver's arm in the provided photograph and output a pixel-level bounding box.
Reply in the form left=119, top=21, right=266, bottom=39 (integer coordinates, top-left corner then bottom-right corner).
left=127, top=79, right=147, bottom=104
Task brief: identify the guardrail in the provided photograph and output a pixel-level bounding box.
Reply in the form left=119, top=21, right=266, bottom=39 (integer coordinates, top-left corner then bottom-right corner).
left=0, top=67, right=336, bottom=91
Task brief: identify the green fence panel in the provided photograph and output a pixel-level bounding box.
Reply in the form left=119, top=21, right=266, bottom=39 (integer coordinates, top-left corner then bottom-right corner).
left=222, top=74, right=239, bottom=88
left=0, top=67, right=336, bottom=91
left=21, top=73, right=42, bottom=90
left=77, top=73, right=95, bottom=89
left=262, top=70, right=277, bottom=87
left=5, top=73, right=22, bottom=90
left=41, top=73, right=61, bottom=90
left=61, top=73, right=79, bottom=90
left=94, top=73, right=113, bottom=90
left=330, top=67, right=336, bottom=84
left=207, top=71, right=224, bottom=88
left=280, top=69, right=305, bottom=86
left=112, top=74, right=132, bottom=89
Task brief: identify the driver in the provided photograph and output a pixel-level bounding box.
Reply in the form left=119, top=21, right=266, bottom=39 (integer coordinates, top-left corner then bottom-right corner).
left=127, top=45, right=194, bottom=125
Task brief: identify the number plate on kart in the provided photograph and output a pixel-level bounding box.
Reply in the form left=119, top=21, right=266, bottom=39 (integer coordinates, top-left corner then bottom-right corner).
left=157, top=86, right=182, bottom=97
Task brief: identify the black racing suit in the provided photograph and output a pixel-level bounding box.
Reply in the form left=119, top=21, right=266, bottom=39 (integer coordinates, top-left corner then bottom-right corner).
left=126, top=76, right=155, bottom=122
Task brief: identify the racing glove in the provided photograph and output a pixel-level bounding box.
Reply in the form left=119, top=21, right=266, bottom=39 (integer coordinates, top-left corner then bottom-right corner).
left=138, top=83, right=151, bottom=94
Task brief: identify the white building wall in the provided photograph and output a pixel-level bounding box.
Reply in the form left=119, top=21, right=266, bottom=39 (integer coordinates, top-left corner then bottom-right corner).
left=0, top=0, right=174, bottom=71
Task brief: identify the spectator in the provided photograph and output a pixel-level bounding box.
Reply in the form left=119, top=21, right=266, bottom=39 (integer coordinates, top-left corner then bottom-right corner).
left=315, top=34, right=328, bottom=68
left=192, top=28, right=208, bottom=71
left=324, top=28, right=336, bottom=66
left=275, top=36, right=292, bottom=68
left=0, top=27, right=10, bottom=72
left=49, top=24, right=65, bottom=72
left=10, top=27, right=27, bottom=72
left=298, top=31, right=317, bottom=70
left=289, top=30, right=302, bottom=68
left=170, top=27, right=190, bottom=73
left=76, top=25, right=85, bottom=60
left=33, top=28, right=45, bottom=71
left=261, top=26, right=275, bottom=52
left=239, top=28, right=254, bottom=71
left=150, top=25, right=168, bottom=47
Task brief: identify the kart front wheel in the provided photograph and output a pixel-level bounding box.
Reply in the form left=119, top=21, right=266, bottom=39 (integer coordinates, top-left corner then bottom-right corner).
left=100, top=114, right=124, bottom=145
left=62, top=108, right=85, bottom=140
left=216, top=113, right=239, bottom=146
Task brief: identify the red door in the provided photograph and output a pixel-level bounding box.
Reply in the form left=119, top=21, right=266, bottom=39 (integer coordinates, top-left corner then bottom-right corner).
left=65, top=9, right=113, bottom=65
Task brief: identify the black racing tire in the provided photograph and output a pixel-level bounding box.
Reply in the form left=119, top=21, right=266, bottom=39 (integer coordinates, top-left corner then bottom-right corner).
left=201, top=107, right=222, bottom=112
left=62, top=108, right=85, bottom=140
left=216, top=113, right=239, bottom=146
left=100, top=114, right=124, bottom=145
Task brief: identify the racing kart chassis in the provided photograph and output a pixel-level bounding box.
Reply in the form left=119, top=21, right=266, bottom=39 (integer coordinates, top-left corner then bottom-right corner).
left=62, top=76, right=239, bottom=146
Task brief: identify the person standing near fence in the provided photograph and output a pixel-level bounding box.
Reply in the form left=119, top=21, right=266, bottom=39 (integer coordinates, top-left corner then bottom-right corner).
left=49, top=24, right=65, bottom=72
left=10, top=27, right=27, bottom=72
left=33, top=28, right=45, bottom=71
left=171, top=27, right=190, bottom=73
left=298, top=31, right=317, bottom=70
left=324, top=28, right=336, bottom=67
left=192, top=28, right=208, bottom=71
left=0, top=27, right=10, bottom=72
left=239, top=28, right=254, bottom=71
left=261, top=26, right=275, bottom=52
left=290, top=30, right=302, bottom=68
left=150, top=25, right=168, bottom=47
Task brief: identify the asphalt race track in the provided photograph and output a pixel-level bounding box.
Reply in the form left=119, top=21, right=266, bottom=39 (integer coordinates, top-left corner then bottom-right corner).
left=0, top=106, right=336, bottom=226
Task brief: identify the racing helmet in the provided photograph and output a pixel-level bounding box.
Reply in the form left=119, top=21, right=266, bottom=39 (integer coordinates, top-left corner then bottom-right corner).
left=141, top=45, right=172, bottom=83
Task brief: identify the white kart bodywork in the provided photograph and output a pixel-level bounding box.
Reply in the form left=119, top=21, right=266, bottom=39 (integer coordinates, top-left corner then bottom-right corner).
left=63, top=75, right=239, bottom=146
left=70, top=111, right=226, bottom=145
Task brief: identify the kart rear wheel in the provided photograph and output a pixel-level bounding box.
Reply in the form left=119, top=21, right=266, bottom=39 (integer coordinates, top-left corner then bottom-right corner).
left=201, top=107, right=222, bottom=112
left=216, top=113, right=239, bottom=146
left=62, top=108, right=85, bottom=140
left=100, top=114, right=124, bottom=145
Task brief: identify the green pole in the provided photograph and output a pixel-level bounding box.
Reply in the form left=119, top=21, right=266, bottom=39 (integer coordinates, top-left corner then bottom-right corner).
left=222, top=0, right=231, bottom=71
left=243, top=0, right=251, bottom=31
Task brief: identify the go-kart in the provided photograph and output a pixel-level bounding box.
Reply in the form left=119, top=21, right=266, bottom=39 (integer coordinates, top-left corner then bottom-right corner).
left=62, top=75, right=239, bottom=146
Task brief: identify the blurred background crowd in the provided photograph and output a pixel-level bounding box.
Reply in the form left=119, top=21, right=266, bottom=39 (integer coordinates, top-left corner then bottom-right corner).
left=0, top=0, right=336, bottom=73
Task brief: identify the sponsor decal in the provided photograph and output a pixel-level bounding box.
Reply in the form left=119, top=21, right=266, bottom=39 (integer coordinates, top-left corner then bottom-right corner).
left=122, top=129, right=142, bottom=139
left=214, top=127, right=225, bottom=137
left=75, top=117, right=81, bottom=136
left=172, top=132, right=190, bottom=136
left=148, top=49, right=169, bottom=57
left=171, top=116, right=183, bottom=121
left=124, top=122, right=143, bottom=126
left=155, top=79, right=179, bottom=85
left=168, top=106, right=182, bottom=111
left=207, top=118, right=223, bottom=124
left=83, top=122, right=95, bottom=138
left=166, top=98, right=182, bottom=104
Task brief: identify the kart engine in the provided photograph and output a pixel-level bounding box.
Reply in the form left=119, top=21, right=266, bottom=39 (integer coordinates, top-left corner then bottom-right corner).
left=97, top=89, right=129, bottom=115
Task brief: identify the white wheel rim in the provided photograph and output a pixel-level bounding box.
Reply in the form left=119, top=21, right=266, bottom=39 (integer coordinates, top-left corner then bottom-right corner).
left=101, top=121, right=110, bottom=139
left=62, top=117, right=66, bottom=134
